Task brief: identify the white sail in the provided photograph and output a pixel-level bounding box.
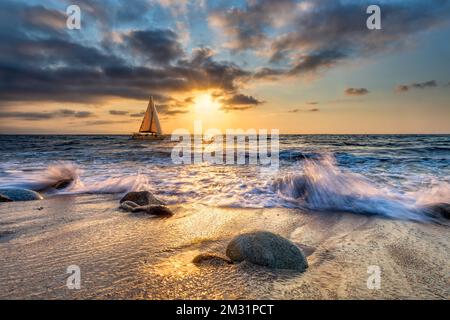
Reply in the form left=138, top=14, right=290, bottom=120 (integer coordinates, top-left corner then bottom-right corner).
left=139, top=96, right=162, bottom=135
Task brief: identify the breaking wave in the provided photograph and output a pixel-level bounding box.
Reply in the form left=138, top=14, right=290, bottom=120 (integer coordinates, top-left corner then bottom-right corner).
left=271, top=155, right=449, bottom=221
left=1, top=156, right=448, bottom=222
left=2, top=162, right=151, bottom=195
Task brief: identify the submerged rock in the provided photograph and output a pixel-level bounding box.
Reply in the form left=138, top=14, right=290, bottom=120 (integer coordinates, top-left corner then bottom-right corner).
left=0, top=188, right=43, bottom=202
left=120, top=191, right=164, bottom=206
left=131, top=204, right=173, bottom=216
left=424, top=203, right=450, bottom=220
left=193, top=253, right=232, bottom=266
left=52, top=179, right=73, bottom=190
left=226, top=231, right=308, bottom=271
left=119, top=200, right=139, bottom=212
left=0, top=194, right=13, bottom=202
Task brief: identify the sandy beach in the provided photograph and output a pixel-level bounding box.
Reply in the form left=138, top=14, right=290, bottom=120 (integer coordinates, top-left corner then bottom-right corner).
left=1, top=194, right=448, bottom=300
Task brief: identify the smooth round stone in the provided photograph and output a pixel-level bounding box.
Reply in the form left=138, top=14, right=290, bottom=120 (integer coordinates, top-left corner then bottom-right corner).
left=0, top=188, right=43, bottom=202
left=226, top=231, right=308, bottom=271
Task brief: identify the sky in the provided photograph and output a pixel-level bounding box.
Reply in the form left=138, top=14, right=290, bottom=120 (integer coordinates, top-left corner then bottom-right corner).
left=0, top=0, right=449, bottom=134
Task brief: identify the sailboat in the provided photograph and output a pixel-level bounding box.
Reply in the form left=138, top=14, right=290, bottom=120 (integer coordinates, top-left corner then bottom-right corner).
left=132, top=96, right=164, bottom=140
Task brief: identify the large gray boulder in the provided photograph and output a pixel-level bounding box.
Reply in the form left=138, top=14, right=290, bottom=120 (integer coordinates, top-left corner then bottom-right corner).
left=0, top=188, right=43, bottom=202
left=226, top=231, right=308, bottom=271
left=119, top=191, right=164, bottom=206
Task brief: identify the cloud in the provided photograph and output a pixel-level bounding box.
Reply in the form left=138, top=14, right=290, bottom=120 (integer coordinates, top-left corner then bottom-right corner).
left=288, top=108, right=319, bottom=113
left=253, top=67, right=286, bottom=79
left=1, top=0, right=449, bottom=123
left=0, top=109, right=94, bottom=121
left=395, top=80, right=438, bottom=92
left=345, top=88, right=369, bottom=96
left=0, top=2, right=255, bottom=112
left=109, top=110, right=129, bottom=115
left=209, top=0, right=297, bottom=51
left=221, top=94, right=263, bottom=106
left=210, top=0, right=450, bottom=78
left=130, top=112, right=145, bottom=118
left=157, top=103, right=189, bottom=116
left=220, top=93, right=264, bottom=111
left=124, top=29, right=184, bottom=64
left=85, top=120, right=133, bottom=126
left=289, top=50, right=346, bottom=75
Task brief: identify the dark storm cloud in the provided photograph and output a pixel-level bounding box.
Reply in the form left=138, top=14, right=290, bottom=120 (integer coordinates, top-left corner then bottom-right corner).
left=345, top=88, right=369, bottom=96
left=124, top=29, right=184, bottom=64
left=0, top=109, right=94, bottom=120
left=0, top=1, right=255, bottom=112
left=395, top=80, right=438, bottom=93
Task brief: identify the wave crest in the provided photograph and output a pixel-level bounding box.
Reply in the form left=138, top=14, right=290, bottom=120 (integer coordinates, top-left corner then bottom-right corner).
left=272, top=155, right=437, bottom=221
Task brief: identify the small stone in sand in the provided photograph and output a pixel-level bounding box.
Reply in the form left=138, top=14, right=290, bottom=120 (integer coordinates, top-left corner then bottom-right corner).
left=120, top=191, right=165, bottom=206
left=0, top=194, right=13, bottom=202
left=0, top=188, right=43, bottom=202
left=119, top=200, right=139, bottom=212
left=424, top=203, right=450, bottom=220
left=131, top=204, right=173, bottom=216
left=193, top=253, right=232, bottom=266
left=226, top=231, right=308, bottom=271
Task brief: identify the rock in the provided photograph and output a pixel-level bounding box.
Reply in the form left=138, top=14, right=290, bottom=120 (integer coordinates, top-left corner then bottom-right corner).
left=119, top=200, right=139, bottom=212
left=193, top=253, right=232, bottom=266
left=120, top=191, right=164, bottom=206
left=0, top=194, right=13, bottom=202
left=52, top=179, right=73, bottom=190
left=131, top=204, right=173, bottom=216
left=0, top=188, right=43, bottom=202
left=226, top=231, right=308, bottom=271
left=424, top=203, right=450, bottom=219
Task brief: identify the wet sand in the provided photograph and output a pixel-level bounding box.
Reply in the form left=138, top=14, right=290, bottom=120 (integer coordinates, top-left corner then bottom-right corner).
left=0, top=194, right=449, bottom=299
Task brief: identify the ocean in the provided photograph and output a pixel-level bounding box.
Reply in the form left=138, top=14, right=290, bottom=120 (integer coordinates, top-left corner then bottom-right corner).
left=0, top=135, right=449, bottom=221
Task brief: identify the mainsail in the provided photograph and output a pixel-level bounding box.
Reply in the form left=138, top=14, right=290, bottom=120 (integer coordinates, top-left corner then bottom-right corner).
left=139, top=96, right=162, bottom=135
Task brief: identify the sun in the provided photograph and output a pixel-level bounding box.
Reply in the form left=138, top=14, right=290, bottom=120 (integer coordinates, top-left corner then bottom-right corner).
left=194, top=93, right=220, bottom=114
